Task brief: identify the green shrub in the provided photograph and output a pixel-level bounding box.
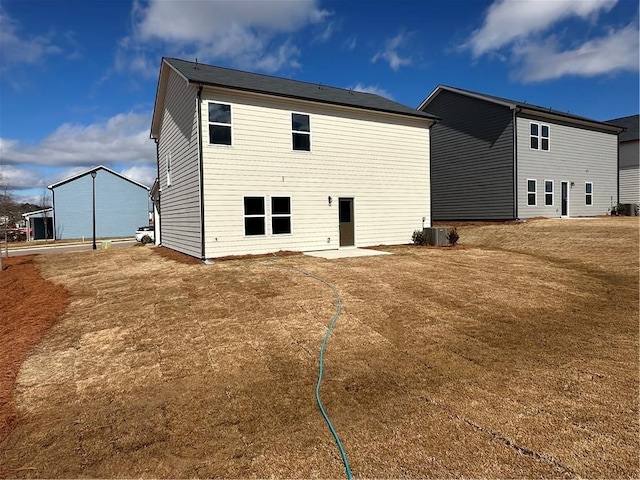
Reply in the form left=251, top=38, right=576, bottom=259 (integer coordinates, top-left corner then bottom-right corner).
left=447, top=228, right=459, bottom=246
left=411, top=229, right=427, bottom=246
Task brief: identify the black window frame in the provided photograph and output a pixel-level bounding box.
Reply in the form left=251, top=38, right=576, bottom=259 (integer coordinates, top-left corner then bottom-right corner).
left=292, top=113, right=311, bottom=151
left=243, top=197, right=265, bottom=236
left=208, top=102, right=232, bottom=146
left=271, top=196, right=291, bottom=235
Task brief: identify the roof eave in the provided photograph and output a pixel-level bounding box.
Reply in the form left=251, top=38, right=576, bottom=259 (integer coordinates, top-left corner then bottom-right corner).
left=190, top=79, right=437, bottom=122
left=518, top=107, right=624, bottom=134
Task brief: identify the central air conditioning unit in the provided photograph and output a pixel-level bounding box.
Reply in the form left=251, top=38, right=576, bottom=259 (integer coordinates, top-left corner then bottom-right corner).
left=423, top=227, right=448, bottom=246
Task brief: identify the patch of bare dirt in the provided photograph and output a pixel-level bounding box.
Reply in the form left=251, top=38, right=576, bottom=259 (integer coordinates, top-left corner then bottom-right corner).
left=0, top=256, right=69, bottom=449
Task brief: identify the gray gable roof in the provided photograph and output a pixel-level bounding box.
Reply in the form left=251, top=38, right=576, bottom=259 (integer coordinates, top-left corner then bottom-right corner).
left=48, top=165, right=150, bottom=190
left=606, top=114, right=639, bottom=142
left=163, top=57, right=437, bottom=120
left=420, top=85, right=622, bottom=133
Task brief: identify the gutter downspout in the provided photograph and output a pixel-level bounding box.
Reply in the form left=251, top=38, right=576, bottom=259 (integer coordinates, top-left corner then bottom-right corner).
left=154, top=138, right=161, bottom=245
left=512, top=107, right=520, bottom=220
left=197, top=84, right=206, bottom=261
left=616, top=131, right=620, bottom=207
left=428, top=120, right=436, bottom=227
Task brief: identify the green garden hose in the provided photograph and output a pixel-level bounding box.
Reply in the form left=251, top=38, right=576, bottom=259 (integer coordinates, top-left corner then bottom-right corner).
left=268, top=264, right=353, bottom=479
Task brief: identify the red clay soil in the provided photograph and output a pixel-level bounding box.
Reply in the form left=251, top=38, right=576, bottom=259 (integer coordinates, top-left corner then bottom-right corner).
left=0, top=256, right=69, bottom=444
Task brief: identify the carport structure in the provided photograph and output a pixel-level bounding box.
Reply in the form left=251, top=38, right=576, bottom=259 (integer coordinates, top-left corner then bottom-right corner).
left=21, top=208, right=53, bottom=241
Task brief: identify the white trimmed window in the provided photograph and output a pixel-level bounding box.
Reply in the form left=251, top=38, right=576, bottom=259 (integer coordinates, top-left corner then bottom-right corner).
left=530, top=123, right=549, bottom=151
left=166, top=152, right=172, bottom=187
left=271, top=197, right=291, bottom=234
left=544, top=180, right=554, bottom=206
left=209, top=102, right=232, bottom=145
left=292, top=113, right=311, bottom=151
left=585, top=182, right=593, bottom=206
left=527, top=179, right=537, bottom=206
left=244, top=197, right=265, bottom=235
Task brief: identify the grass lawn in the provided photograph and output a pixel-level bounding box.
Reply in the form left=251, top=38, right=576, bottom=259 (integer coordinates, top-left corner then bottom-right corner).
left=1, top=217, right=638, bottom=478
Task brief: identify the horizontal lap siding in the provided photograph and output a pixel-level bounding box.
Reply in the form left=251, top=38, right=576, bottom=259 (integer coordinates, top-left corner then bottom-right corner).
left=157, top=69, right=201, bottom=258
left=201, top=88, right=430, bottom=257
left=620, top=168, right=639, bottom=204
left=423, top=90, right=514, bottom=221
left=619, top=141, right=639, bottom=204
left=517, top=115, right=618, bottom=217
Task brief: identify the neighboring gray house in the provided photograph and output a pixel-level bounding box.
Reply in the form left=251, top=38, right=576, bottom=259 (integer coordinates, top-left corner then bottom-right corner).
left=419, top=85, right=623, bottom=220
left=48, top=166, right=150, bottom=240
left=150, top=57, right=437, bottom=259
left=606, top=114, right=639, bottom=206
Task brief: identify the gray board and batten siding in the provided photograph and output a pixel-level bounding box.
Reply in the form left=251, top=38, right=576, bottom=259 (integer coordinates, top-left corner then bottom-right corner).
left=422, top=88, right=516, bottom=221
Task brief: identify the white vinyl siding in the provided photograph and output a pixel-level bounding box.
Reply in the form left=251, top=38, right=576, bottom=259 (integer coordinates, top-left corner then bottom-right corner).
left=200, top=87, right=431, bottom=258
left=156, top=68, right=202, bottom=257
left=517, top=116, right=618, bottom=218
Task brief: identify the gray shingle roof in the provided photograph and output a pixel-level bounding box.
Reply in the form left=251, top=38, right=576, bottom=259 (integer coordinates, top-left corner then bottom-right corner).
left=164, top=57, right=437, bottom=120
left=421, top=85, right=622, bottom=133
left=606, top=114, right=639, bottom=142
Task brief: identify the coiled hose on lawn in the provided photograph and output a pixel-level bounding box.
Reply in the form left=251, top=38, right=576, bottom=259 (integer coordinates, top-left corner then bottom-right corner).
left=269, top=264, right=353, bottom=479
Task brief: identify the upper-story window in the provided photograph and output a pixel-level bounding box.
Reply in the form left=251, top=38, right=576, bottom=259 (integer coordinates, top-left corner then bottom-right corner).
left=292, top=113, right=311, bottom=151
left=530, top=122, right=549, bottom=151
left=209, top=102, right=232, bottom=145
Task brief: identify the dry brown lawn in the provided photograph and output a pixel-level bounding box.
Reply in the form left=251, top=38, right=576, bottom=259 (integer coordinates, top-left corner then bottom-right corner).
left=0, top=217, right=638, bottom=478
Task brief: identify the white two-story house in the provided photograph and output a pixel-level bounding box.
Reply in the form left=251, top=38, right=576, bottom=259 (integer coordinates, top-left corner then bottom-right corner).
left=150, top=58, right=437, bottom=259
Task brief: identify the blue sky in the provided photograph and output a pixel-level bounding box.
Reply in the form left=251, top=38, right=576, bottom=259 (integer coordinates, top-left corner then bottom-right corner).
left=1, top=0, right=638, bottom=204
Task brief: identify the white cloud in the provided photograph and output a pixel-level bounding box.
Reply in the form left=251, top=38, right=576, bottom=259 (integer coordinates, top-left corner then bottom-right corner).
left=351, top=83, right=394, bottom=100
left=372, top=32, right=412, bottom=71
left=0, top=164, right=47, bottom=190
left=466, top=0, right=618, bottom=57
left=463, top=0, right=638, bottom=82
left=0, top=8, right=62, bottom=66
left=0, top=112, right=155, bottom=167
left=515, top=23, right=640, bottom=82
left=116, top=0, right=330, bottom=74
left=120, top=165, right=156, bottom=188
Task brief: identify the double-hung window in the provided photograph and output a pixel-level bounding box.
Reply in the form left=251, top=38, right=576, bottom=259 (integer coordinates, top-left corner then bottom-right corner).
left=544, top=180, right=554, bottom=206
left=530, top=122, right=549, bottom=151
left=585, top=182, right=593, bottom=206
left=292, top=113, right=310, bottom=151
left=209, top=102, right=232, bottom=145
left=244, top=197, right=265, bottom=235
left=271, top=197, right=291, bottom=234
left=527, top=179, right=537, bottom=206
